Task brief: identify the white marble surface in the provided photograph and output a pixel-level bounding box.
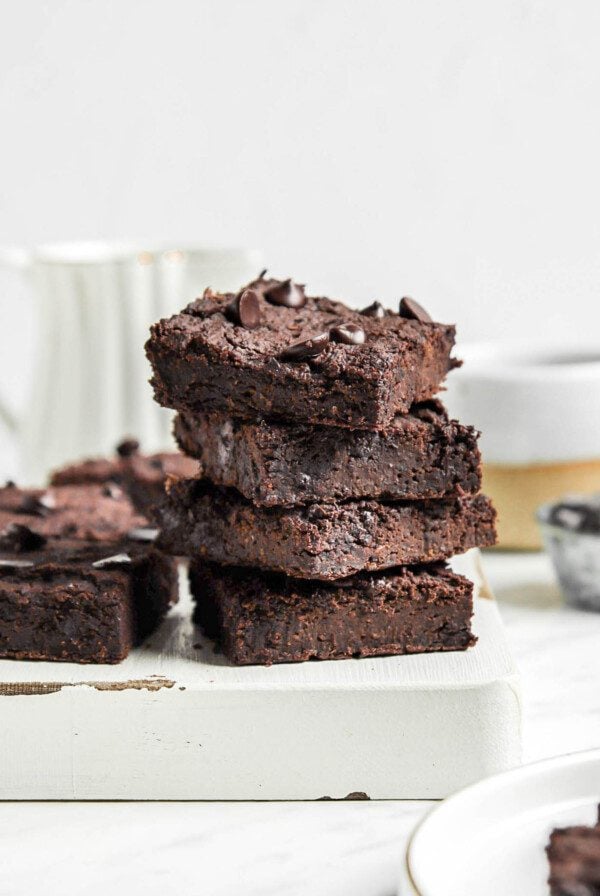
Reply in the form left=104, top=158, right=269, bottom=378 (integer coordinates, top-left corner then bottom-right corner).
left=1, top=551, right=599, bottom=896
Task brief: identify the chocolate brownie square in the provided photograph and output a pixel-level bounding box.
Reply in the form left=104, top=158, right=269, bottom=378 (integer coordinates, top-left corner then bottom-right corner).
left=190, top=561, right=475, bottom=665
left=0, top=483, right=148, bottom=541
left=173, top=400, right=481, bottom=506
left=0, top=482, right=149, bottom=543
left=146, top=277, right=459, bottom=429
left=157, top=479, right=496, bottom=579
left=0, top=536, right=178, bottom=664
left=50, top=439, right=199, bottom=516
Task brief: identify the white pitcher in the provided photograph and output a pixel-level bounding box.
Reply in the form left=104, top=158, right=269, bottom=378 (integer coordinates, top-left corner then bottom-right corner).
left=0, top=242, right=262, bottom=484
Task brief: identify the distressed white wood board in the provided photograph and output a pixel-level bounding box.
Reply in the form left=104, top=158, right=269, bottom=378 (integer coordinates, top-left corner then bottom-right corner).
left=0, top=550, right=521, bottom=800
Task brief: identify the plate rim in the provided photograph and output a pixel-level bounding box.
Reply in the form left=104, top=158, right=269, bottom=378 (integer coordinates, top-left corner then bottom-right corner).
left=404, top=747, right=600, bottom=896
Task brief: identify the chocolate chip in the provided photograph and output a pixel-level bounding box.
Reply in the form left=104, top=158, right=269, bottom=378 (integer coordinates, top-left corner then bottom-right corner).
left=19, top=493, right=55, bottom=517
left=0, top=523, right=47, bottom=553
left=0, top=558, right=35, bottom=569
left=117, top=438, right=140, bottom=458
left=399, top=296, right=432, bottom=323
left=257, top=268, right=268, bottom=280
left=279, top=332, right=329, bottom=362
left=4, top=480, right=16, bottom=488
left=92, top=553, right=132, bottom=569
left=149, top=458, right=164, bottom=470
left=102, top=482, right=123, bottom=499
left=329, top=324, right=366, bottom=345
left=229, top=288, right=261, bottom=329
left=127, top=527, right=159, bottom=542
left=264, top=279, right=307, bottom=309
left=360, top=301, right=385, bottom=319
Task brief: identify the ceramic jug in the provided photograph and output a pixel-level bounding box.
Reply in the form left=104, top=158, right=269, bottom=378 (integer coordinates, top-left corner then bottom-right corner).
left=0, top=242, right=262, bottom=484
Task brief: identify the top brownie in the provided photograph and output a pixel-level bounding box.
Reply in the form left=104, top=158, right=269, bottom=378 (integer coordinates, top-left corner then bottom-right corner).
left=146, top=276, right=459, bottom=429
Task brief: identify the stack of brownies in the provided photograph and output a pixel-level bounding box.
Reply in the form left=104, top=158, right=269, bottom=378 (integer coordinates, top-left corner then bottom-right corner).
left=146, top=275, right=497, bottom=665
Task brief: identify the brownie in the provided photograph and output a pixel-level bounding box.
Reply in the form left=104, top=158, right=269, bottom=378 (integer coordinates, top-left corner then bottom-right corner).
left=190, top=561, right=475, bottom=665
left=547, top=808, right=600, bottom=895
left=0, top=483, right=149, bottom=543
left=173, top=400, right=481, bottom=507
left=0, top=538, right=178, bottom=664
left=157, top=479, right=496, bottom=579
left=50, top=439, right=200, bottom=516
left=146, top=277, right=459, bottom=429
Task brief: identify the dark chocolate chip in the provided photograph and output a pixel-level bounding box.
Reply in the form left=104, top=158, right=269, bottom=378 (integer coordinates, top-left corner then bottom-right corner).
left=0, top=558, right=35, bottom=569
left=399, top=296, right=432, bottom=323
left=117, top=438, right=140, bottom=458
left=257, top=268, right=268, bottom=280
left=329, top=324, right=366, bottom=345
left=127, top=527, right=159, bottom=542
left=264, top=279, right=307, bottom=309
left=92, top=553, right=132, bottom=569
left=19, top=493, right=55, bottom=517
left=102, top=482, right=123, bottom=499
left=233, top=289, right=261, bottom=329
left=0, top=523, right=47, bottom=553
left=149, top=458, right=164, bottom=471
left=4, top=480, right=16, bottom=488
left=360, top=301, right=385, bottom=319
left=279, top=332, right=329, bottom=362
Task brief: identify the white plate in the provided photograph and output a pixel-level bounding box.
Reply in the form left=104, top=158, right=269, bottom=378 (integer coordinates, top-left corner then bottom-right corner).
left=400, top=749, right=600, bottom=896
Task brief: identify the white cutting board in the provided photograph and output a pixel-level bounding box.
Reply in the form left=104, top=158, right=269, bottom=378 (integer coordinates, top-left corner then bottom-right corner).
left=0, top=550, right=521, bottom=800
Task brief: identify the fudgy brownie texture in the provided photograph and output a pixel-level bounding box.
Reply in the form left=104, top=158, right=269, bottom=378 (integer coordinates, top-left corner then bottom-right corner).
left=0, top=482, right=148, bottom=543
left=0, top=539, right=178, bottom=663
left=50, top=439, right=199, bottom=517
left=547, top=807, right=600, bottom=896
left=157, top=479, right=496, bottom=579
left=145, top=277, right=459, bottom=429
left=173, top=400, right=481, bottom=507
left=190, top=561, right=475, bottom=665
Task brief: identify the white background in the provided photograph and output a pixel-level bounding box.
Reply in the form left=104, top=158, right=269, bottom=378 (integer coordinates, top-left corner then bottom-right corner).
left=1, top=0, right=600, bottom=465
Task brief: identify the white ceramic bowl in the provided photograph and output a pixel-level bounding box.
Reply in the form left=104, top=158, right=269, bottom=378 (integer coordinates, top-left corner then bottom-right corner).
left=444, top=341, right=600, bottom=465
left=444, top=342, right=600, bottom=549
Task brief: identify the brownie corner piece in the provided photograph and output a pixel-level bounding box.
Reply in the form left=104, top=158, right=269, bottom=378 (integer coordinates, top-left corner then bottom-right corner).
left=146, top=279, right=458, bottom=428
left=0, top=541, right=178, bottom=664
left=189, top=562, right=475, bottom=666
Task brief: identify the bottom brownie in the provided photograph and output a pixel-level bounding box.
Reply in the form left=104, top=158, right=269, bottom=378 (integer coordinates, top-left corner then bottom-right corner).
left=0, top=539, right=178, bottom=664
left=189, top=562, right=475, bottom=666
